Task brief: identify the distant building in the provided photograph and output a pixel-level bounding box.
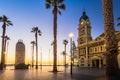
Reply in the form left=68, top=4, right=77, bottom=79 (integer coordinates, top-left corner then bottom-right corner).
left=15, top=39, right=25, bottom=65
left=77, top=11, right=120, bottom=68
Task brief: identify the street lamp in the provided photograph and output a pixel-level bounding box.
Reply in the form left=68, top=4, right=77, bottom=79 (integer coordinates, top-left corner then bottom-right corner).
left=69, top=32, right=74, bottom=76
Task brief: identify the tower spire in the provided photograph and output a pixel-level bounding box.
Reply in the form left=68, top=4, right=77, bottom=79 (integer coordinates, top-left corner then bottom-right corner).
left=83, top=8, right=85, bottom=12
left=83, top=8, right=86, bottom=16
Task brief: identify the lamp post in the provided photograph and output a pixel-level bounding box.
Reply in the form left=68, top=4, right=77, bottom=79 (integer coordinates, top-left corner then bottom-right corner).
left=69, top=32, right=74, bottom=76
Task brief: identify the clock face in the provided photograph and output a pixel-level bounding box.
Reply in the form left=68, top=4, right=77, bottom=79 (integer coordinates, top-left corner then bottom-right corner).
left=81, top=21, right=84, bottom=25
left=87, top=21, right=90, bottom=25
left=80, top=19, right=84, bottom=25
left=80, top=19, right=90, bottom=26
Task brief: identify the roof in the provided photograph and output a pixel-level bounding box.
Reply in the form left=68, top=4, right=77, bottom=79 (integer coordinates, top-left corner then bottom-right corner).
left=79, top=11, right=89, bottom=21
left=94, top=31, right=120, bottom=41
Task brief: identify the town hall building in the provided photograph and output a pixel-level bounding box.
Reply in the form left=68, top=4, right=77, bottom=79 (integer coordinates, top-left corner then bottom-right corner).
left=77, top=11, right=120, bottom=68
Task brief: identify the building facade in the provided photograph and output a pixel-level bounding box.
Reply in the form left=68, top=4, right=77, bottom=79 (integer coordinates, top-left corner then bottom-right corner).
left=15, top=39, right=25, bottom=65
left=77, top=11, right=120, bottom=68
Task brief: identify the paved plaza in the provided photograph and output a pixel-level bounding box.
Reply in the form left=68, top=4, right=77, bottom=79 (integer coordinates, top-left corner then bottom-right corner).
left=0, top=66, right=106, bottom=80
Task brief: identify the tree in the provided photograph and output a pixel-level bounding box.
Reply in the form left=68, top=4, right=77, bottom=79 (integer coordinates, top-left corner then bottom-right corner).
left=63, top=39, right=68, bottom=67
left=31, top=41, right=36, bottom=68
left=4, top=35, right=10, bottom=52
left=4, top=35, right=10, bottom=66
left=102, top=0, right=120, bottom=80
left=72, top=41, right=76, bottom=65
left=45, top=0, right=65, bottom=72
left=0, top=15, right=13, bottom=69
left=31, top=27, right=41, bottom=69
left=117, top=17, right=120, bottom=26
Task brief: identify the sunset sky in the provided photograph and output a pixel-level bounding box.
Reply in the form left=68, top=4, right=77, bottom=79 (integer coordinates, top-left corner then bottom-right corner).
left=0, top=0, right=120, bottom=65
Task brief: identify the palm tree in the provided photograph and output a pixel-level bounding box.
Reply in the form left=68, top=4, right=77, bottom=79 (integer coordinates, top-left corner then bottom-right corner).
left=31, top=41, right=36, bottom=68
left=4, top=35, right=10, bottom=68
left=117, top=17, right=120, bottom=26
left=4, top=35, right=10, bottom=52
left=31, top=27, right=41, bottom=69
left=45, top=0, right=65, bottom=72
left=102, top=0, right=120, bottom=79
left=63, top=39, right=68, bottom=67
left=0, top=15, right=13, bottom=69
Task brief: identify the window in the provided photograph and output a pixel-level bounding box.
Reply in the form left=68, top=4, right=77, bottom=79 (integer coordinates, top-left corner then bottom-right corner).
left=89, top=48, right=92, bottom=54
left=101, top=46, right=102, bottom=52
left=95, top=47, right=97, bottom=52
left=81, top=58, right=84, bottom=63
left=80, top=48, right=85, bottom=55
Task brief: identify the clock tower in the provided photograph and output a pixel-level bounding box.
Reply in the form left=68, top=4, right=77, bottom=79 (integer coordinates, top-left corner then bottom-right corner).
left=78, top=11, right=92, bottom=45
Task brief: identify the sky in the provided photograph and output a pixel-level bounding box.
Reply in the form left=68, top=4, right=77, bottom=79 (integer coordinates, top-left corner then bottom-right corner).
left=0, top=0, right=120, bottom=65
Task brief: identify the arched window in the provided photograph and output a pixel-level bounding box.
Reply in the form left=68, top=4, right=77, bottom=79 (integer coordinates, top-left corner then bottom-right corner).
left=81, top=58, right=84, bottom=63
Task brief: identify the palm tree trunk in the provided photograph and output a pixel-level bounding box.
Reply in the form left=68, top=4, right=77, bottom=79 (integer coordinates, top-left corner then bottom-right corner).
left=35, top=33, right=38, bottom=69
left=32, top=44, right=34, bottom=68
left=102, top=0, right=120, bottom=79
left=4, top=39, right=7, bottom=52
left=0, top=24, right=6, bottom=69
left=4, top=39, right=7, bottom=68
left=53, top=6, right=57, bottom=72
left=64, top=44, right=66, bottom=66
left=117, top=17, right=120, bottom=26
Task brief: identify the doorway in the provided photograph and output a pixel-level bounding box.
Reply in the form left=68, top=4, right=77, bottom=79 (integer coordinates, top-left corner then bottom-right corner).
left=92, top=59, right=99, bottom=68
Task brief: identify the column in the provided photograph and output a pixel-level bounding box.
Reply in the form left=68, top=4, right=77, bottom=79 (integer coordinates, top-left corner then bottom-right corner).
left=86, top=46, right=88, bottom=67
left=99, top=58, right=102, bottom=68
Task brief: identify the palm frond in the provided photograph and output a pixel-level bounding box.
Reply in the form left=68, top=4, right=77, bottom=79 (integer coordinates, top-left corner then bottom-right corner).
left=0, top=15, right=13, bottom=27
left=3, top=15, right=8, bottom=19
left=7, top=20, right=12, bottom=23
left=57, top=0, right=64, bottom=3
left=58, top=4, right=65, bottom=10
left=31, top=41, right=36, bottom=44
left=31, top=30, right=34, bottom=32
left=117, top=17, right=120, bottom=26
left=61, top=51, right=66, bottom=55
left=46, top=3, right=51, bottom=9
left=63, top=39, right=68, bottom=45
left=117, top=23, right=120, bottom=26
left=0, top=17, right=2, bottom=21
left=4, top=35, right=10, bottom=40
left=31, top=27, right=37, bottom=32
left=3, top=15, right=8, bottom=21
left=35, top=27, right=38, bottom=30
left=51, top=41, right=54, bottom=45
left=57, top=10, right=61, bottom=15
left=46, top=0, right=51, bottom=4
left=7, top=20, right=13, bottom=26
left=117, top=17, right=120, bottom=20
left=38, top=30, right=42, bottom=36
left=31, top=27, right=42, bottom=36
